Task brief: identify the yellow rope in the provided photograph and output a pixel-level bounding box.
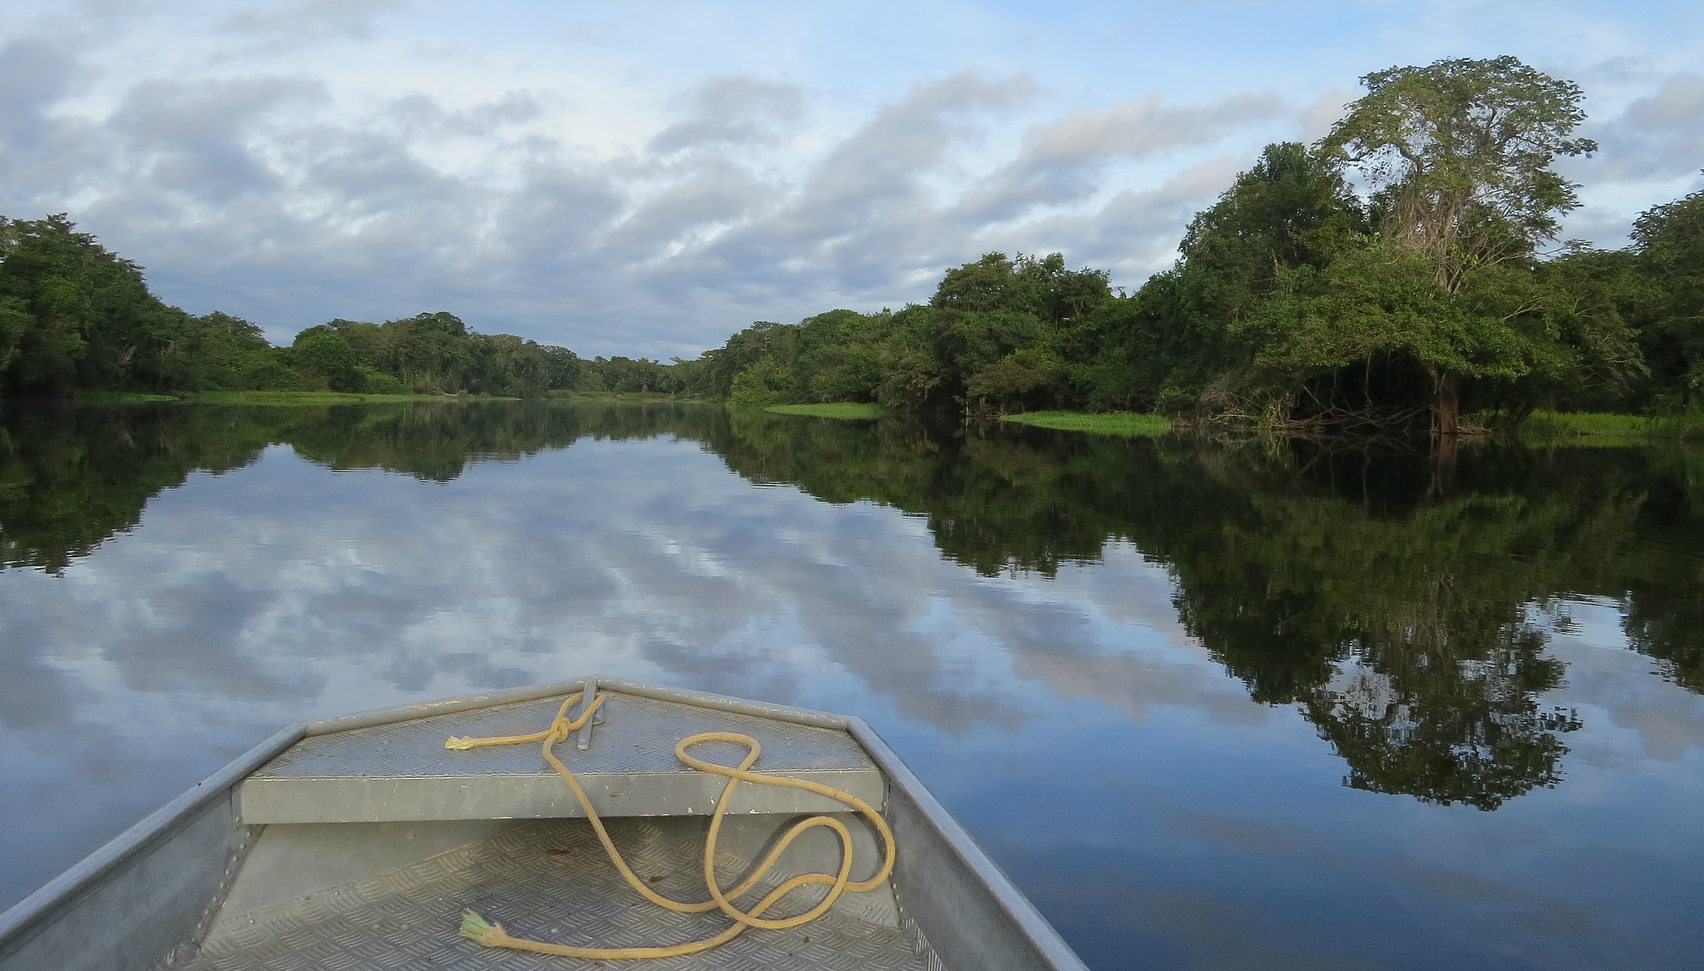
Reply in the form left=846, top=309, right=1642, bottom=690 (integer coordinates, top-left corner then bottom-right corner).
left=446, top=692, right=896, bottom=960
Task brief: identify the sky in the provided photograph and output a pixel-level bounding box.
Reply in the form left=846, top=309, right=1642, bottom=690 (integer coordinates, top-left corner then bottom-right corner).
left=2, top=1, right=1701, bottom=359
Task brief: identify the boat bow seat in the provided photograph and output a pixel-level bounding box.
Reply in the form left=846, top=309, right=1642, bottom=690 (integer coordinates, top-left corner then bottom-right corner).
left=238, top=690, right=885, bottom=825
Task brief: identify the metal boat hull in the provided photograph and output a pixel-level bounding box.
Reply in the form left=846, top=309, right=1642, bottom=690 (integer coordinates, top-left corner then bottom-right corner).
left=0, top=677, right=1087, bottom=971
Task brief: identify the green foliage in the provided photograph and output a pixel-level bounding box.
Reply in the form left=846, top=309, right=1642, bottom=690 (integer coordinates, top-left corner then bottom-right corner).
left=728, top=356, right=796, bottom=407
left=699, top=253, right=1112, bottom=416
left=71, top=390, right=178, bottom=403
left=0, top=215, right=136, bottom=396
left=1521, top=409, right=1704, bottom=443
left=583, top=355, right=682, bottom=395
left=678, top=64, right=1688, bottom=432
left=1115, top=58, right=1645, bottom=435
left=1179, top=142, right=1366, bottom=317
left=698, top=321, right=792, bottom=400
left=0, top=216, right=294, bottom=397
left=1321, top=55, right=1596, bottom=291
left=1626, top=183, right=1704, bottom=409
left=1065, top=144, right=1369, bottom=422
left=289, top=326, right=368, bottom=392
left=0, top=214, right=603, bottom=401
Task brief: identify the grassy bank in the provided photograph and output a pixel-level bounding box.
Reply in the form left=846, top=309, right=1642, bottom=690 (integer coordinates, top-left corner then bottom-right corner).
left=765, top=402, right=886, bottom=419
left=1001, top=411, right=1172, bottom=437
left=187, top=391, right=505, bottom=405
left=1521, top=410, right=1704, bottom=444
left=544, top=390, right=710, bottom=403
left=71, top=391, right=179, bottom=404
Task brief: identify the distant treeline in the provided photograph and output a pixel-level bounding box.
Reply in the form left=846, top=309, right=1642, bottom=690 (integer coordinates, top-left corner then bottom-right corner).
left=0, top=214, right=682, bottom=399
left=4, top=55, right=1702, bottom=431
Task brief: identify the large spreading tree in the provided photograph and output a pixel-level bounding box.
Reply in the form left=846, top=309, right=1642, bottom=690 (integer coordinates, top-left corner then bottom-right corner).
left=1324, top=56, right=1598, bottom=291
left=1297, top=56, right=1609, bottom=433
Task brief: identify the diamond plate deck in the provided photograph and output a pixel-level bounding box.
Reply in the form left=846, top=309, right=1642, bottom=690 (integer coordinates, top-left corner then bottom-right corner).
left=240, top=691, right=883, bottom=824
left=162, top=818, right=936, bottom=971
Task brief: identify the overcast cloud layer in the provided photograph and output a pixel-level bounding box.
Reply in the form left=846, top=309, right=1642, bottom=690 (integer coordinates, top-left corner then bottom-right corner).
left=2, top=0, right=1701, bottom=358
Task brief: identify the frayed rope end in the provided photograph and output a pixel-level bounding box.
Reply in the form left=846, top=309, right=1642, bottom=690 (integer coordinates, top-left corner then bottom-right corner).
left=444, top=737, right=475, bottom=751
left=459, top=910, right=500, bottom=943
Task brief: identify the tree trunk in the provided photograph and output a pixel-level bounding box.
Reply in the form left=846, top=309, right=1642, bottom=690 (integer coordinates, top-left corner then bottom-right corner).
left=1429, top=369, right=1461, bottom=437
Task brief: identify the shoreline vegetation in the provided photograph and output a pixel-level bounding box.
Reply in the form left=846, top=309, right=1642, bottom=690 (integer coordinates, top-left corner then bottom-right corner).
left=4, top=56, right=1701, bottom=441
left=764, top=402, right=885, bottom=419
left=1000, top=411, right=1172, bottom=437
left=56, top=392, right=1704, bottom=446
left=192, top=390, right=485, bottom=404
left=1518, top=410, right=1704, bottom=443
left=64, top=389, right=713, bottom=406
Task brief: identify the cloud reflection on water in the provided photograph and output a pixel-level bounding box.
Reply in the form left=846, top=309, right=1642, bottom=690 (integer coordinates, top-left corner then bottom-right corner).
left=3, top=411, right=1703, bottom=970
left=0, top=431, right=1243, bottom=907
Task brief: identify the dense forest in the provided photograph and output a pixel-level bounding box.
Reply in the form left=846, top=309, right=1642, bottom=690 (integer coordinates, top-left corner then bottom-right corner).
left=0, top=214, right=687, bottom=400
left=695, top=57, right=1704, bottom=434
left=2, top=56, right=1701, bottom=432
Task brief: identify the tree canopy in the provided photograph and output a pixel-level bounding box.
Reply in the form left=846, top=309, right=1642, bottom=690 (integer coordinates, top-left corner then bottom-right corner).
left=689, top=57, right=1680, bottom=434
left=0, top=216, right=663, bottom=400
left=1322, top=56, right=1597, bottom=291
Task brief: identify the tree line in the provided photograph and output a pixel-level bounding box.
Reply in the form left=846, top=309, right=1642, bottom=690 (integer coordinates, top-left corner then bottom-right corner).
left=0, top=215, right=685, bottom=399
left=695, top=56, right=1704, bottom=433
left=4, top=55, right=1701, bottom=431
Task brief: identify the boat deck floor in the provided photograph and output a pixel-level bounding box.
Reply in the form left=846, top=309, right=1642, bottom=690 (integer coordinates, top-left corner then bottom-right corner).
left=160, top=818, right=937, bottom=971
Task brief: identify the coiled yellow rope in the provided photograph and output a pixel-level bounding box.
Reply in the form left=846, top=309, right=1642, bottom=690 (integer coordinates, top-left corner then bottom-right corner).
left=447, top=692, right=896, bottom=960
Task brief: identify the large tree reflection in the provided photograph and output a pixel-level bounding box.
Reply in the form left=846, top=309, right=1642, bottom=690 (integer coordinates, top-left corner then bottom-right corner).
left=708, top=417, right=1689, bottom=809
left=1305, top=631, right=1577, bottom=810
left=1160, top=442, right=1633, bottom=809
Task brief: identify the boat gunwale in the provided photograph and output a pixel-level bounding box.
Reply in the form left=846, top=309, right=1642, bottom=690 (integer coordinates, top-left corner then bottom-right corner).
left=0, top=725, right=301, bottom=953
left=848, top=719, right=1089, bottom=971
left=0, top=675, right=1089, bottom=971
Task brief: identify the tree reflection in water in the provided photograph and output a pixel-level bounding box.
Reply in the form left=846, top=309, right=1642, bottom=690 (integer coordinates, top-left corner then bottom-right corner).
left=2, top=401, right=1698, bottom=810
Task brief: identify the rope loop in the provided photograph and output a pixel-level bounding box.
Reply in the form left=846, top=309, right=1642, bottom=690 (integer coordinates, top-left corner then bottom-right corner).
left=448, top=691, right=895, bottom=960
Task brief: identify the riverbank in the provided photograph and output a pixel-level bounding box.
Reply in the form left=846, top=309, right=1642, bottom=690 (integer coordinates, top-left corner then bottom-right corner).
left=1000, top=411, right=1172, bottom=437
left=1520, top=410, right=1704, bottom=444
left=70, top=390, right=711, bottom=406
left=764, top=402, right=886, bottom=419
left=760, top=403, right=1177, bottom=435
left=68, top=390, right=482, bottom=405
left=61, top=394, right=1704, bottom=448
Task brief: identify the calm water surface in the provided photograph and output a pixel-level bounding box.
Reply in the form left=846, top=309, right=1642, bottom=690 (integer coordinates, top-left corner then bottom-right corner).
left=2, top=401, right=1702, bottom=970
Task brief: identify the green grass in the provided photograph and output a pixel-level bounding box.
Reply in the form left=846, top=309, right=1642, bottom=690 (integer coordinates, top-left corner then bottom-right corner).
left=1521, top=410, right=1704, bottom=444
left=765, top=402, right=886, bottom=419
left=1000, top=410, right=1172, bottom=437
left=187, top=390, right=493, bottom=404
left=543, top=390, right=707, bottom=402
left=72, top=390, right=179, bottom=404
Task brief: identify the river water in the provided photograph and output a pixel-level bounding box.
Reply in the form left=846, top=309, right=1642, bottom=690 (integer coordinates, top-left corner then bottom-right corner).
left=1, top=401, right=1701, bottom=970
